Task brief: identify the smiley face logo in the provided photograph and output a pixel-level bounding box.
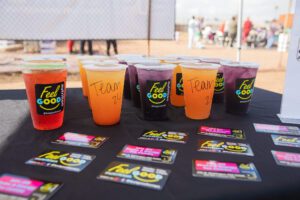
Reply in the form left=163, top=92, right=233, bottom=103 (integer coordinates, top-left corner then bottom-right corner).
left=132, top=170, right=162, bottom=183
left=235, top=78, right=255, bottom=101
left=147, top=81, right=170, bottom=105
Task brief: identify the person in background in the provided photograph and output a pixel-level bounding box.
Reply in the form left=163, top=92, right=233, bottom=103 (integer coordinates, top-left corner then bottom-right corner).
left=222, top=20, right=230, bottom=46
left=266, top=19, right=278, bottom=49
left=106, top=40, right=118, bottom=56
left=80, top=40, right=93, bottom=55
left=228, top=16, right=237, bottom=47
left=67, top=40, right=74, bottom=54
left=195, top=17, right=204, bottom=48
left=243, top=17, right=253, bottom=43
left=187, top=16, right=197, bottom=48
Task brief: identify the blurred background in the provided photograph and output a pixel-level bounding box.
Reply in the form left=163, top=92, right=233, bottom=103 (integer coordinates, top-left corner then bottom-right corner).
left=0, top=0, right=295, bottom=93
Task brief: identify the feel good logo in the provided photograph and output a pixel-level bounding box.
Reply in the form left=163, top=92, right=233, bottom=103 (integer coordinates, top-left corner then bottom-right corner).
left=176, top=73, right=184, bottom=95
left=215, top=73, right=224, bottom=92
left=35, top=82, right=64, bottom=115
left=235, top=78, right=255, bottom=101
left=147, top=81, right=170, bottom=105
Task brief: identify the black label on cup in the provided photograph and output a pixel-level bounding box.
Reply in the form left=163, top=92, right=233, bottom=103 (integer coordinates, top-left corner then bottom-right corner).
left=35, top=82, right=64, bottom=115
left=214, top=72, right=224, bottom=94
left=176, top=73, right=184, bottom=95
left=235, top=78, right=255, bottom=103
left=136, top=74, right=140, bottom=93
left=146, top=80, right=170, bottom=108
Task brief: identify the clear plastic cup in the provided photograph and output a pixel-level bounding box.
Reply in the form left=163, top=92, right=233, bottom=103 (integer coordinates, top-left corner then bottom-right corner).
left=136, top=64, right=175, bottom=121
left=22, top=58, right=67, bottom=130
left=221, top=61, right=259, bottom=114
left=85, top=64, right=127, bottom=125
left=181, top=63, right=219, bottom=120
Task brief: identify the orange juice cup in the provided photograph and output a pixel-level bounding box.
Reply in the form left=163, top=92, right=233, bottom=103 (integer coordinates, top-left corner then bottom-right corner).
left=77, top=55, right=108, bottom=97
left=181, top=63, right=219, bottom=120
left=22, top=58, right=67, bottom=130
left=85, top=64, right=127, bottom=125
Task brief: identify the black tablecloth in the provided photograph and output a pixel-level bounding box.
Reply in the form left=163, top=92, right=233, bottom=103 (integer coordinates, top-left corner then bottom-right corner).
left=0, top=88, right=300, bottom=200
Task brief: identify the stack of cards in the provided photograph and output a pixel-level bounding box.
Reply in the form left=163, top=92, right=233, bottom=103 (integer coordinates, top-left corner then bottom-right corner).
left=198, top=126, right=246, bottom=140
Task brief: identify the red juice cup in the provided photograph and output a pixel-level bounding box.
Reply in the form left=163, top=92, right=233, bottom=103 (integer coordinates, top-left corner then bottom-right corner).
left=221, top=61, right=259, bottom=114
left=136, top=63, right=175, bottom=121
left=22, top=59, right=67, bottom=130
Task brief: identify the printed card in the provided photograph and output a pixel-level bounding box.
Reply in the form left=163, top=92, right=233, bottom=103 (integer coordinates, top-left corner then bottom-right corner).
left=117, top=145, right=177, bottom=164
left=26, top=150, right=95, bottom=173
left=52, top=132, right=108, bottom=148
left=198, top=140, right=254, bottom=156
left=272, top=150, right=300, bottom=168
left=0, top=173, right=62, bottom=200
left=254, top=123, right=300, bottom=135
left=271, top=135, right=300, bottom=148
left=97, top=161, right=171, bottom=190
left=192, top=160, right=261, bottom=182
left=198, top=126, right=246, bottom=140
left=139, top=130, right=188, bottom=144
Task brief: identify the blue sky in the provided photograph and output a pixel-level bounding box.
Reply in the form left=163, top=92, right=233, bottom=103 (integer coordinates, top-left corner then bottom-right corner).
left=176, top=0, right=295, bottom=24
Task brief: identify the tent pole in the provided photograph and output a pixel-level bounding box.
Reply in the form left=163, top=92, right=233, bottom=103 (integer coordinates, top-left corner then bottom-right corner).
left=236, top=0, right=243, bottom=61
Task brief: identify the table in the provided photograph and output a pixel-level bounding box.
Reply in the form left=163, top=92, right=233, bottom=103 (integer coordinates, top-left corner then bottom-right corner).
left=0, top=88, right=299, bottom=200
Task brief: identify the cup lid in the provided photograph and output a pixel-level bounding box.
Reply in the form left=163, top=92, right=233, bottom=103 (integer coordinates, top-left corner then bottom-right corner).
left=23, top=58, right=66, bottom=70
left=84, top=63, right=127, bottom=71
left=135, top=63, right=175, bottom=71
left=126, top=59, right=160, bottom=65
left=166, top=55, right=203, bottom=60
left=181, top=62, right=220, bottom=70
left=200, top=57, right=227, bottom=64
left=220, top=61, right=259, bottom=68
left=77, top=55, right=108, bottom=61
left=115, top=54, right=145, bottom=60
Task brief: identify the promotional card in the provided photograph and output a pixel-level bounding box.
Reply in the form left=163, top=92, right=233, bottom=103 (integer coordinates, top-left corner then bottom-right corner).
left=272, top=150, right=300, bottom=168
left=198, top=126, right=246, bottom=140
left=139, top=130, right=188, bottom=144
left=254, top=123, right=300, bottom=135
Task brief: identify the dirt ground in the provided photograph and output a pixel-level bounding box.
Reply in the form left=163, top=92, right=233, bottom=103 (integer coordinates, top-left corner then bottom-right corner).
left=0, top=32, right=288, bottom=94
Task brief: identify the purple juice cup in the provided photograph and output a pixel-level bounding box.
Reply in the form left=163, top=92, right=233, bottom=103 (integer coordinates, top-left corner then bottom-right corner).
left=136, top=63, right=175, bottom=121
left=221, top=61, right=259, bottom=114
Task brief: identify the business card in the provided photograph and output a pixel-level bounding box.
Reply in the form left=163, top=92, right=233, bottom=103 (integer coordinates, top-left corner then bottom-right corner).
left=117, top=145, right=177, bottom=164
left=52, top=132, right=108, bottom=148
left=97, top=161, right=171, bottom=190
left=0, top=173, right=62, bottom=200
left=198, top=140, right=254, bottom=156
left=272, top=150, right=300, bottom=168
left=254, top=123, right=300, bottom=135
left=198, top=126, right=246, bottom=140
left=26, top=150, right=95, bottom=172
left=192, top=160, right=261, bottom=182
left=139, top=130, right=188, bottom=144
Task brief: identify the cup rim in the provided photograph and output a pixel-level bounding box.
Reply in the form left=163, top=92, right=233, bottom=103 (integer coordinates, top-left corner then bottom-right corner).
left=126, top=59, right=160, bottom=65
left=200, top=57, right=228, bottom=64
left=22, top=59, right=66, bottom=70
left=77, top=55, right=108, bottom=61
left=84, top=63, right=127, bottom=71
left=220, top=61, right=259, bottom=68
left=181, top=63, right=220, bottom=70
left=135, top=63, right=175, bottom=70
left=82, top=60, right=118, bottom=65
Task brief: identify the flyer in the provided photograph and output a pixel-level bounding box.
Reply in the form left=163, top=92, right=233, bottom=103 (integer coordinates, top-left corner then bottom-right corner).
left=117, top=145, right=177, bottom=164
left=98, top=161, right=171, bottom=190
left=192, top=160, right=261, bottom=182
left=139, top=130, right=188, bottom=144
left=0, top=173, right=62, bottom=200
left=253, top=123, right=300, bottom=135
left=272, top=150, right=300, bottom=168
left=198, top=140, right=254, bottom=156
left=52, top=132, right=108, bottom=148
left=271, top=135, right=300, bottom=148
left=26, top=150, right=95, bottom=172
left=198, top=126, right=246, bottom=140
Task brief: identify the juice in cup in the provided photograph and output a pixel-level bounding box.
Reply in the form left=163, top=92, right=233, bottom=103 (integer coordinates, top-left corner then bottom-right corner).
left=85, top=64, right=127, bottom=125
left=77, top=55, right=108, bottom=97
left=126, top=59, right=160, bottom=107
left=181, top=63, right=219, bottom=120
left=200, top=58, right=226, bottom=103
left=136, top=64, right=175, bottom=121
left=22, top=59, right=67, bottom=130
left=221, top=61, right=259, bottom=114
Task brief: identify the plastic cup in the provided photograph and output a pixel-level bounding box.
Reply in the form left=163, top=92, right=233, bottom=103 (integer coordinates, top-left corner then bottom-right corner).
left=126, top=59, right=160, bottom=107
left=181, top=63, right=219, bottom=120
left=200, top=58, right=226, bottom=103
left=85, top=64, right=127, bottom=125
left=22, top=59, right=67, bottom=130
left=136, top=64, right=175, bottom=121
left=77, top=55, right=109, bottom=97
left=221, top=61, right=259, bottom=114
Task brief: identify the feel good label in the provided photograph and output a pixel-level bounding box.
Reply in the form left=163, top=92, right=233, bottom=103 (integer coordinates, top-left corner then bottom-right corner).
left=198, top=140, right=254, bottom=156
left=117, top=145, right=177, bottom=164
left=0, top=173, right=62, bottom=200
left=235, top=78, right=255, bottom=103
left=139, top=130, right=188, bottom=144
left=192, top=160, right=261, bottom=182
left=98, top=161, right=171, bottom=190
left=146, top=80, right=170, bottom=108
left=176, top=73, right=184, bottom=95
left=198, top=126, right=246, bottom=140
left=271, top=135, right=300, bottom=148
left=26, top=150, right=95, bottom=172
left=214, top=72, right=224, bottom=94
left=35, top=82, right=65, bottom=115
